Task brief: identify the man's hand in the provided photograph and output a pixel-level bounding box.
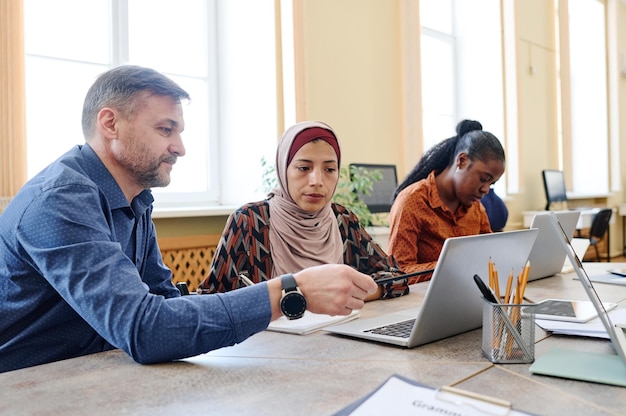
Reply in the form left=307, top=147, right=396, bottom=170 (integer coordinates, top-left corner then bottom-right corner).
left=268, top=264, right=377, bottom=320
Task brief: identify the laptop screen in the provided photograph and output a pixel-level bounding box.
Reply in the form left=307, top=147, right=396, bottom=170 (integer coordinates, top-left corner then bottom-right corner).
left=547, top=212, right=626, bottom=363
left=542, top=169, right=568, bottom=210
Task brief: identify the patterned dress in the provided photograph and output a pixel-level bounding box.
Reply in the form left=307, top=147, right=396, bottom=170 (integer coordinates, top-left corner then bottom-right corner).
left=198, top=201, right=409, bottom=299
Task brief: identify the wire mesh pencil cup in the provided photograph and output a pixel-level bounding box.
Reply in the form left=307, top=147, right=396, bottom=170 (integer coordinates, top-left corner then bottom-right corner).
left=481, top=299, right=536, bottom=363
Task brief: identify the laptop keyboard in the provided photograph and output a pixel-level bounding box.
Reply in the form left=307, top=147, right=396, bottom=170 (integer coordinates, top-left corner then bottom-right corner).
left=364, top=319, right=415, bottom=338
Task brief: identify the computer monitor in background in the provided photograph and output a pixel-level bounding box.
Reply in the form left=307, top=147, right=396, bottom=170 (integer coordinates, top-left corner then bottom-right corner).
left=542, top=169, right=568, bottom=210
left=349, top=163, right=398, bottom=213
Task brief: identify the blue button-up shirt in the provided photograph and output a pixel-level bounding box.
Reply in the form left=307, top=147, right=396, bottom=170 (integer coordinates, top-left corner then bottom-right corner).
left=0, top=144, right=271, bottom=373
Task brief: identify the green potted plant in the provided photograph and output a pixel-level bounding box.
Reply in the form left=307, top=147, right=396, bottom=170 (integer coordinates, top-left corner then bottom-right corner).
left=333, top=165, right=382, bottom=227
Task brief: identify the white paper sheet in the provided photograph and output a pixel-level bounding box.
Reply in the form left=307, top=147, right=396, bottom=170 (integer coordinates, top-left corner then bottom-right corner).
left=536, top=308, right=626, bottom=339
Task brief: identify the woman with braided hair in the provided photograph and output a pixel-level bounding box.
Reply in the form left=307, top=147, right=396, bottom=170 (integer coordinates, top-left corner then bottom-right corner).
left=387, top=120, right=506, bottom=284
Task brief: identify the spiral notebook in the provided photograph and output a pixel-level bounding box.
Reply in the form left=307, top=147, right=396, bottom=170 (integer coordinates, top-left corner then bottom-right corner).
left=267, top=310, right=360, bottom=335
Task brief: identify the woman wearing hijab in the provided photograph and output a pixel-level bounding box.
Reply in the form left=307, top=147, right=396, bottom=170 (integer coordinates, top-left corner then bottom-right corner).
left=197, top=121, right=409, bottom=300
left=388, top=120, right=505, bottom=284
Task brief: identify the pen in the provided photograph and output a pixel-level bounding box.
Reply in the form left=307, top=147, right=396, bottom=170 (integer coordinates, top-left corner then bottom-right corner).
left=473, top=274, right=499, bottom=304
left=239, top=273, right=255, bottom=287
left=374, top=268, right=436, bottom=285
left=474, top=273, right=505, bottom=351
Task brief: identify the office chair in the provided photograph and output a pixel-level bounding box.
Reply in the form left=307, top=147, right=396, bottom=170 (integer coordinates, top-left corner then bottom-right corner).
left=585, top=208, right=613, bottom=262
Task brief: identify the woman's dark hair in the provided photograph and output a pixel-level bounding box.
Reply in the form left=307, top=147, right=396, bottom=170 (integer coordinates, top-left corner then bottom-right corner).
left=393, top=119, right=505, bottom=201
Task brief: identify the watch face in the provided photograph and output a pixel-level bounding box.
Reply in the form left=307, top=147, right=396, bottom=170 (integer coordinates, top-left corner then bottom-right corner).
left=281, top=292, right=307, bottom=319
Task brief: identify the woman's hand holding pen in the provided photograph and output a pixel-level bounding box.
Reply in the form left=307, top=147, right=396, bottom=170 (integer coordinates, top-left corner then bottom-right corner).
left=373, top=269, right=436, bottom=285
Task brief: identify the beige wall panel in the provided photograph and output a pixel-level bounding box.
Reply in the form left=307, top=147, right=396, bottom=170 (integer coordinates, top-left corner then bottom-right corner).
left=297, top=0, right=403, bottom=166
left=516, top=40, right=559, bottom=213
left=516, top=0, right=556, bottom=49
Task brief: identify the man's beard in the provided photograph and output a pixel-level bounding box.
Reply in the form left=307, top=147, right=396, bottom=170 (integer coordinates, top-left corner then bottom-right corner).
left=118, top=142, right=176, bottom=189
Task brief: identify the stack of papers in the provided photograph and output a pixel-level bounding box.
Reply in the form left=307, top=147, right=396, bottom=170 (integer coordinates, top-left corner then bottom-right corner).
left=536, top=308, right=626, bottom=338
left=267, top=310, right=360, bottom=335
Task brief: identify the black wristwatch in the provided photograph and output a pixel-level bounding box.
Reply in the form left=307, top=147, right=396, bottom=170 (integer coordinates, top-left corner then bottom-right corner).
left=279, top=274, right=307, bottom=320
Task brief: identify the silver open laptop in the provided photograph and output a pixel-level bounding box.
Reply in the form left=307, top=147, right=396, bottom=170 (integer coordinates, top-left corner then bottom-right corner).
left=526, top=211, right=580, bottom=281
left=548, top=212, right=626, bottom=360
left=529, top=213, right=626, bottom=383
left=325, top=229, right=539, bottom=348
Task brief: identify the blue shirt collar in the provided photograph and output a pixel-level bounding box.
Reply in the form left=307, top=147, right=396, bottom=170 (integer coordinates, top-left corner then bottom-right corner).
left=80, top=144, right=154, bottom=219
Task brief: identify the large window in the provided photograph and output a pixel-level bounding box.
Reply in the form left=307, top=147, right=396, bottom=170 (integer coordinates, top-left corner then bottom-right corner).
left=24, top=0, right=280, bottom=210
left=419, top=0, right=512, bottom=194
left=419, top=0, right=455, bottom=152
left=561, top=0, right=609, bottom=196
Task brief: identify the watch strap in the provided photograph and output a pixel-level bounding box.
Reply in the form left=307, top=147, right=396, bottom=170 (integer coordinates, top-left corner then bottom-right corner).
left=279, top=273, right=306, bottom=320
left=281, top=273, right=298, bottom=293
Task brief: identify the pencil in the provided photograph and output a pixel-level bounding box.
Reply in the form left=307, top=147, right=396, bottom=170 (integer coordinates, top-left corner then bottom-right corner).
left=504, top=269, right=514, bottom=304
left=519, top=260, right=531, bottom=301
left=505, top=268, right=521, bottom=357
left=493, top=266, right=501, bottom=301
left=506, top=261, right=530, bottom=358
left=514, top=266, right=523, bottom=304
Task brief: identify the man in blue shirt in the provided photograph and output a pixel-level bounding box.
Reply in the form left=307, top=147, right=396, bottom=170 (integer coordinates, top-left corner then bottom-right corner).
left=0, top=65, right=376, bottom=373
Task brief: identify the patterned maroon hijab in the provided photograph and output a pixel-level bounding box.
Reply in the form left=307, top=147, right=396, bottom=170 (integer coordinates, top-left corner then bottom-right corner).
left=267, top=121, right=344, bottom=277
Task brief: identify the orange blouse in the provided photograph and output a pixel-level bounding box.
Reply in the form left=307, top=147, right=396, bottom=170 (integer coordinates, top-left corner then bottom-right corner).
left=388, top=171, right=492, bottom=284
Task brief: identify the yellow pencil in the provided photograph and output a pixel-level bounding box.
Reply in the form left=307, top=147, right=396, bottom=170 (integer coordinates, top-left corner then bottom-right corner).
left=504, top=269, right=514, bottom=304
left=488, top=258, right=494, bottom=289
left=506, top=261, right=530, bottom=358
left=519, top=260, right=531, bottom=302
left=493, top=266, right=501, bottom=301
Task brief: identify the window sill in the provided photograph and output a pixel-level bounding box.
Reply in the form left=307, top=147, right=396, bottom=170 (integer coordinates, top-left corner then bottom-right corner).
left=152, top=205, right=238, bottom=219
left=566, top=192, right=610, bottom=200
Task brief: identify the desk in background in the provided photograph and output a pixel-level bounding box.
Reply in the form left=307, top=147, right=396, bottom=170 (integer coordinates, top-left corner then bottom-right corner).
left=521, top=208, right=614, bottom=229
left=523, top=208, right=616, bottom=261
left=1, top=264, right=626, bottom=416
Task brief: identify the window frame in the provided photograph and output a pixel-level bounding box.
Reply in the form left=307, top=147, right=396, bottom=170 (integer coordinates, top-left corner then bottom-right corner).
left=558, top=0, right=613, bottom=198
left=24, top=0, right=283, bottom=213
left=418, top=0, right=512, bottom=197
